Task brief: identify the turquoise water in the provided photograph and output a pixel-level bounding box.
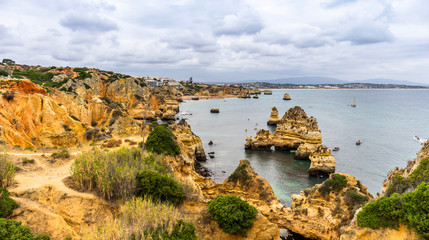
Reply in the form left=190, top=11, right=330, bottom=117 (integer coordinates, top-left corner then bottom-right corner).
left=179, top=90, right=429, bottom=205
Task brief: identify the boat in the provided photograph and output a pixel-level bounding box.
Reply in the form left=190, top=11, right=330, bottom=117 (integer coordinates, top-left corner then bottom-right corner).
left=290, top=150, right=297, bottom=154
left=332, top=147, right=340, bottom=151
left=356, top=140, right=361, bottom=145
left=415, top=136, right=420, bottom=141
left=350, top=97, right=356, bottom=107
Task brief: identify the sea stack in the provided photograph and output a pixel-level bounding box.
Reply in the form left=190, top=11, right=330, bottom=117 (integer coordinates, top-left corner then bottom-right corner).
left=245, top=106, right=335, bottom=176
left=267, top=107, right=281, bottom=126
left=210, top=108, right=219, bottom=113
left=264, top=90, right=272, bottom=95
left=283, top=93, right=291, bottom=100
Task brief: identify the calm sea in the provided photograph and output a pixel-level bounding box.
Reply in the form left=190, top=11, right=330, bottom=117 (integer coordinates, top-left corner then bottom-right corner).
left=179, top=89, right=429, bottom=205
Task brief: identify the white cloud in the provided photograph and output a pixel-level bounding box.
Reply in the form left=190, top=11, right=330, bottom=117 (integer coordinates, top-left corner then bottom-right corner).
left=0, top=0, right=428, bottom=84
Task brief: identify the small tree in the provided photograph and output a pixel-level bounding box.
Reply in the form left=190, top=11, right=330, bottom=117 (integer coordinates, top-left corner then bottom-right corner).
left=0, top=187, right=19, bottom=218
left=2, top=59, right=15, bottom=65
left=145, top=125, right=180, bottom=156
left=208, top=195, right=258, bottom=236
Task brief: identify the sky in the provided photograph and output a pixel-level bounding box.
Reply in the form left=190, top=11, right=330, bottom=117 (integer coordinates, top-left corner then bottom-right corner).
left=0, top=0, right=428, bottom=84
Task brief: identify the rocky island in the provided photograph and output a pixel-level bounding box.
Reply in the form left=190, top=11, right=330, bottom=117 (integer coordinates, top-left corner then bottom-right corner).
left=0, top=63, right=427, bottom=240
left=246, top=106, right=336, bottom=176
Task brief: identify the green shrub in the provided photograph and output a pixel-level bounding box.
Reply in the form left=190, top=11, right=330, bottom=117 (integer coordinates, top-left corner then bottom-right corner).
left=71, top=148, right=167, bottom=200
left=358, top=182, right=429, bottom=238
left=386, top=158, right=429, bottom=197
left=0, top=69, right=8, bottom=76
left=135, top=170, right=185, bottom=206
left=0, top=218, right=51, bottom=240
left=208, top=195, right=257, bottom=236
left=2, top=91, right=15, bottom=101
left=344, top=188, right=369, bottom=207
left=12, top=70, right=54, bottom=83
left=0, top=153, right=16, bottom=188
left=51, top=149, right=70, bottom=159
left=0, top=187, right=19, bottom=218
left=318, top=173, right=348, bottom=195
left=145, top=125, right=180, bottom=156
left=228, top=161, right=250, bottom=184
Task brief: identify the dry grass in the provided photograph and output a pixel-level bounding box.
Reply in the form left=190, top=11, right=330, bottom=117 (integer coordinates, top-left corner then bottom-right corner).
left=84, top=197, right=182, bottom=240
left=0, top=153, right=16, bottom=188
left=70, top=147, right=167, bottom=200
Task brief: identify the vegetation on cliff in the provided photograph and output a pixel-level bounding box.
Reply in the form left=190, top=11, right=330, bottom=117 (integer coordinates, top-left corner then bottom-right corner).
left=358, top=182, right=429, bottom=238
left=85, top=197, right=196, bottom=240
left=0, top=153, right=16, bottom=188
left=71, top=147, right=168, bottom=200
left=145, top=125, right=180, bottom=156
left=0, top=187, right=18, bottom=218
left=208, top=195, right=258, bottom=236
left=135, top=170, right=185, bottom=206
left=0, top=219, right=51, bottom=240
left=318, top=173, right=347, bottom=195
left=385, top=157, right=429, bottom=197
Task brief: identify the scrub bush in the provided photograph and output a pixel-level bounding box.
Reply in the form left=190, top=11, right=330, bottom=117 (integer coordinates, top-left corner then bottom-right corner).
left=0, top=187, right=19, bottom=218
left=208, top=195, right=257, bottom=236
left=145, top=126, right=180, bottom=156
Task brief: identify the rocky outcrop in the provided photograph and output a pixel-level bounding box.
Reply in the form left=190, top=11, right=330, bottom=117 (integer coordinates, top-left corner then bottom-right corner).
left=264, top=90, right=273, bottom=95
left=340, top=223, right=417, bottom=240
left=282, top=173, right=373, bottom=240
left=11, top=185, right=116, bottom=240
left=382, top=140, right=429, bottom=194
left=210, top=108, right=220, bottom=113
left=309, top=145, right=336, bottom=176
left=283, top=93, right=291, bottom=100
left=246, top=106, right=335, bottom=175
left=267, top=107, right=281, bottom=126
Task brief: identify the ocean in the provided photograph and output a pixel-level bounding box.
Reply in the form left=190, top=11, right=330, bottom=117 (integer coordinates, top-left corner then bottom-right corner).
left=179, top=89, right=429, bottom=205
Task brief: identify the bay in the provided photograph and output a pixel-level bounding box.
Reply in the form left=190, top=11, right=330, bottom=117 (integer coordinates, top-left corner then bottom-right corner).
left=179, top=89, right=429, bottom=205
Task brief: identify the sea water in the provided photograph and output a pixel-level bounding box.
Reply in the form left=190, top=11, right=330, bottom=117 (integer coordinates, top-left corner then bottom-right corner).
left=179, top=89, right=429, bottom=205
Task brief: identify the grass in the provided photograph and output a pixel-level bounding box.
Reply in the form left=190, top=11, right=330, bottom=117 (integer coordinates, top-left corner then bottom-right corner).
left=51, top=149, right=70, bottom=159
left=70, top=147, right=168, bottom=200
left=84, top=197, right=196, bottom=240
left=0, top=153, right=16, bottom=188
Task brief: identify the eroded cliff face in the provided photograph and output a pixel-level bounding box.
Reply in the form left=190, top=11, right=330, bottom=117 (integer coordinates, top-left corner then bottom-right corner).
left=282, top=173, right=373, bottom=240
left=267, top=107, right=281, bottom=126
left=0, top=70, right=181, bottom=148
left=246, top=106, right=335, bottom=176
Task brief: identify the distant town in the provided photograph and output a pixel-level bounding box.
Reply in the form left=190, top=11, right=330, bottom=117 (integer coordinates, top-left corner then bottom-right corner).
left=238, top=82, right=428, bottom=89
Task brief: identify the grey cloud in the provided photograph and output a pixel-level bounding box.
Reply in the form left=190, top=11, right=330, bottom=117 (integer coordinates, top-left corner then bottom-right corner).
left=214, top=8, right=264, bottom=36
left=339, top=23, right=394, bottom=45
left=52, top=50, right=85, bottom=62
left=164, top=32, right=217, bottom=53
left=60, top=13, right=118, bottom=32
left=325, top=0, right=357, bottom=8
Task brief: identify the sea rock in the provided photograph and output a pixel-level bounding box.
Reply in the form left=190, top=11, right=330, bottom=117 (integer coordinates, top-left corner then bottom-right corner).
left=267, top=107, right=281, bottom=126
left=210, top=108, right=219, bottom=113
left=245, top=129, right=273, bottom=151
left=283, top=173, right=373, bottom=240
left=308, top=145, right=336, bottom=176
left=264, top=90, right=273, bottom=95
left=283, top=93, right=291, bottom=100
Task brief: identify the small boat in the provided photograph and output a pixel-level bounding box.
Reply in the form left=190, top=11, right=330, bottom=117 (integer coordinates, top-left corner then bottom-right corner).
left=350, top=97, right=356, bottom=107
left=290, top=150, right=297, bottom=154
left=415, top=136, right=420, bottom=141
left=356, top=140, right=361, bottom=145
left=332, top=147, right=340, bottom=151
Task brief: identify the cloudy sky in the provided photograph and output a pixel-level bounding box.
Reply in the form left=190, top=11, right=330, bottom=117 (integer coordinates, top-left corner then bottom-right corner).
left=1, top=0, right=428, bottom=83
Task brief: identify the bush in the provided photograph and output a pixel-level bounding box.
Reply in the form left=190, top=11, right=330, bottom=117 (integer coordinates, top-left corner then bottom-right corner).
left=228, top=161, right=250, bottom=184
left=145, top=125, right=180, bottom=156
left=51, top=149, right=70, bottom=159
left=0, top=153, right=16, bottom=188
left=344, top=188, right=369, bottom=208
left=84, top=197, right=193, bottom=240
left=0, top=187, right=19, bottom=218
left=71, top=148, right=167, bottom=200
left=0, top=69, right=8, bottom=76
left=2, top=91, right=15, bottom=101
left=208, top=195, right=257, bottom=236
left=318, top=173, right=348, bottom=195
left=385, top=158, right=429, bottom=197
left=358, top=182, right=429, bottom=238
left=0, top=218, right=51, bottom=239
left=135, top=170, right=185, bottom=206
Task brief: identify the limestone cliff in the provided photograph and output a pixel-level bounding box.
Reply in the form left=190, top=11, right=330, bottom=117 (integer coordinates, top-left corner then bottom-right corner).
left=309, top=145, right=336, bottom=176
left=282, top=173, right=373, bottom=240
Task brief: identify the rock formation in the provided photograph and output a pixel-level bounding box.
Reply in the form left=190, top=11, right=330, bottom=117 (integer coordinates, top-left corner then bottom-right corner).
left=308, top=145, right=336, bottom=175
left=282, top=173, right=373, bottom=240
left=210, top=108, right=220, bottom=113
left=283, top=93, right=291, bottom=100
left=267, top=107, right=281, bottom=126
left=264, top=90, right=273, bottom=95
left=246, top=106, right=335, bottom=176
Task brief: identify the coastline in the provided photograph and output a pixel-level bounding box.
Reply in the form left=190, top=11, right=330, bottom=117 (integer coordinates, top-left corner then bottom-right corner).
left=182, top=94, right=240, bottom=100
left=260, top=88, right=429, bottom=91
